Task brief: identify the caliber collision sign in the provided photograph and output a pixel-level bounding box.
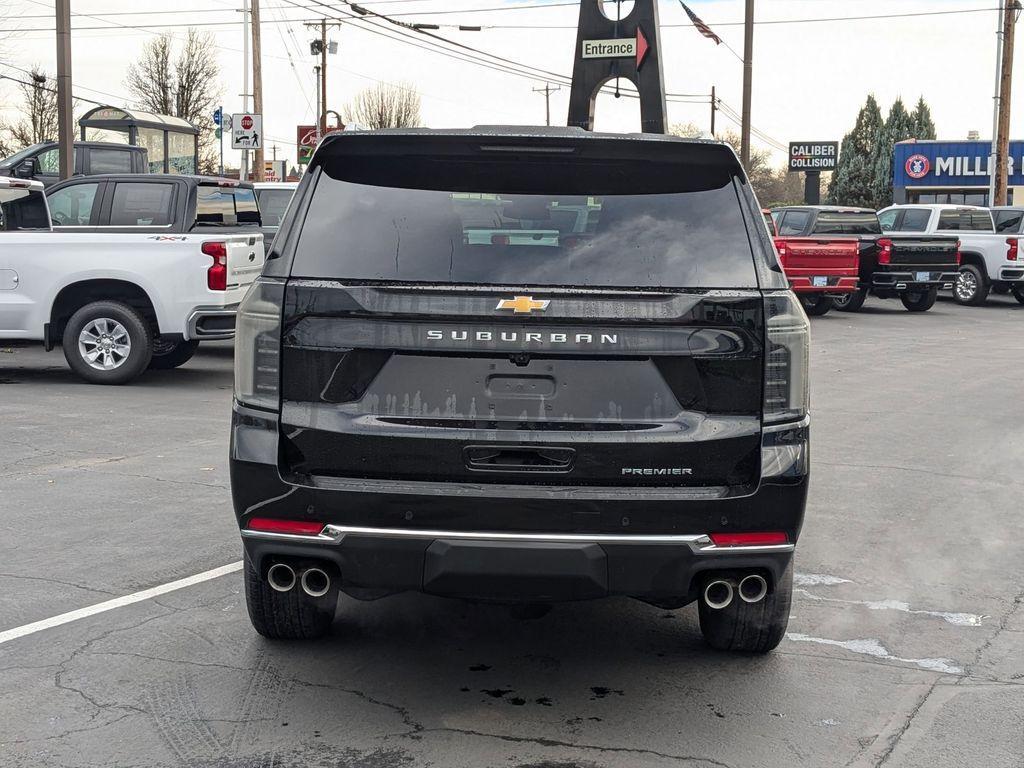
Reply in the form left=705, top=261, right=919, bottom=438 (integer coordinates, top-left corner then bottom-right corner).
left=789, top=142, right=838, bottom=171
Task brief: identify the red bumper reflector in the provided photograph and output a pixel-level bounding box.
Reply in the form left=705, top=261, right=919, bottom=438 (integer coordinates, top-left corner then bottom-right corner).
left=247, top=518, right=325, bottom=536
left=709, top=532, right=788, bottom=547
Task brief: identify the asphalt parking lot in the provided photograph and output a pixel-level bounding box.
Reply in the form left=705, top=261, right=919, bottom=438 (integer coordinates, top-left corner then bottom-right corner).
left=1, top=294, right=1023, bottom=768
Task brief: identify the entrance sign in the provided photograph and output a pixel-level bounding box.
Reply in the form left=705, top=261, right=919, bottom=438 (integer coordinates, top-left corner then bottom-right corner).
left=568, top=0, right=666, bottom=133
left=231, top=113, right=262, bottom=149
left=788, top=142, right=839, bottom=172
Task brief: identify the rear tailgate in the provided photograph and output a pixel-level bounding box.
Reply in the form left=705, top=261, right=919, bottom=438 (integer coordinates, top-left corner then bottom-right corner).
left=224, top=234, right=265, bottom=303
left=886, top=235, right=960, bottom=267
left=278, top=283, right=765, bottom=489
left=774, top=237, right=859, bottom=291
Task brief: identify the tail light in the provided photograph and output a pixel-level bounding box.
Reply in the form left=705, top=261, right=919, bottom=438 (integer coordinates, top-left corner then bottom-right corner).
left=877, top=237, right=893, bottom=265
left=763, top=293, right=810, bottom=424
left=203, top=241, right=228, bottom=291
left=246, top=517, right=325, bottom=536
left=956, top=239, right=962, bottom=265
left=234, top=279, right=283, bottom=411
left=773, top=238, right=787, bottom=264
left=1008, top=238, right=1018, bottom=261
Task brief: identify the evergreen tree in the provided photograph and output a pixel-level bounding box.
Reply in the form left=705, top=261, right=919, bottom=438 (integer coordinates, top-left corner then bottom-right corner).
left=828, top=95, right=883, bottom=206
left=871, top=98, right=915, bottom=208
left=910, top=97, right=937, bottom=140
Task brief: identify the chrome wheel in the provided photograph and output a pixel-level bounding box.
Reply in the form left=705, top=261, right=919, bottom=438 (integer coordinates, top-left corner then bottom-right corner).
left=954, top=270, right=978, bottom=302
left=78, top=318, right=131, bottom=371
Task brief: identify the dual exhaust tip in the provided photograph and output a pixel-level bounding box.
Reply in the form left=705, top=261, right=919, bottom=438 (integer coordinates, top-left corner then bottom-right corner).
left=267, top=563, right=332, bottom=597
left=703, top=574, right=768, bottom=610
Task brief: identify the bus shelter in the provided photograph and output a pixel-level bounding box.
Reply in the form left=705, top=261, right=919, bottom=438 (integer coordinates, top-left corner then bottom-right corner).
left=78, top=106, right=199, bottom=174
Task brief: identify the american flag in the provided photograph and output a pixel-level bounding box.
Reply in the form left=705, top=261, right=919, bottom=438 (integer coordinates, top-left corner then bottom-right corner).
left=679, top=2, right=723, bottom=45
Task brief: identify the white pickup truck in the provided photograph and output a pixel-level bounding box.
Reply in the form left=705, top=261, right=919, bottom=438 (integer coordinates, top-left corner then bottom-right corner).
left=0, top=177, right=265, bottom=384
left=877, top=203, right=1024, bottom=306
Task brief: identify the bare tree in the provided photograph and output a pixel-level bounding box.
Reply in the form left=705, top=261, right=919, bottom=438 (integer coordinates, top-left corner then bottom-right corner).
left=126, top=30, right=221, bottom=173
left=343, top=82, right=422, bottom=130
left=2, top=66, right=59, bottom=150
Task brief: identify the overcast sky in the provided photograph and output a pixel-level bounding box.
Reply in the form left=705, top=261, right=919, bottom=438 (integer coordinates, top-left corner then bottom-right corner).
left=0, top=0, right=1015, bottom=169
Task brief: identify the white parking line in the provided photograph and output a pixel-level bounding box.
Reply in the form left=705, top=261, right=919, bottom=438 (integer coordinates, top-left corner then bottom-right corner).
left=0, top=561, right=243, bottom=646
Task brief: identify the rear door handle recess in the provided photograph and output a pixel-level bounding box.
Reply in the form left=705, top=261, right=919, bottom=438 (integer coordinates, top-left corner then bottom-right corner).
left=464, top=445, right=575, bottom=473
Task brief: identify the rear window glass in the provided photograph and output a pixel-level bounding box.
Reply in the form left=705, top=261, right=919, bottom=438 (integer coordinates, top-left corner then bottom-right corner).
left=811, top=211, right=881, bottom=235
left=0, top=189, right=50, bottom=230
left=778, top=210, right=810, bottom=236
left=196, top=185, right=261, bottom=226
left=937, top=210, right=994, bottom=231
left=994, top=210, right=1023, bottom=233
left=292, top=158, right=759, bottom=288
left=109, top=182, right=174, bottom=226
left=255, top=188, right=293, bottom=227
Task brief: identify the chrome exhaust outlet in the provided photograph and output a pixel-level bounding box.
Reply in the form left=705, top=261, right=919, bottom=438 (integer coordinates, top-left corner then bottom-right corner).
left=267, top=563, right=296, bottom=593
left=703, top=579, right=734, bottom=610
left=300, top=567, right=331, bottom=598
left=738, top=574, right=768, bottom=604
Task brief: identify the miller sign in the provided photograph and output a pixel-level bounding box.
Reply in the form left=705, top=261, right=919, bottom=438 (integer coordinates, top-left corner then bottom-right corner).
left=789, top=142, right=838, bottom=172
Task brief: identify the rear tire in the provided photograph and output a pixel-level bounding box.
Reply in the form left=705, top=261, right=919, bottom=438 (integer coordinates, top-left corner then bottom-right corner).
left=62, top=300, right=152, bottom=385
left=1012, top=285, right=1024, bottom=304
left=900, top=286, right=938, bottom=312
left=832, top=288, right=867, bottom=312
left=799, top=294, right=833, bottom=316
left=953, top=264, right=989, bottom=306
left=244, top=551, right=336, bottom=640
left=698, top=562, right=793, bottom=653
left=148, top=338, right=200, bottom=370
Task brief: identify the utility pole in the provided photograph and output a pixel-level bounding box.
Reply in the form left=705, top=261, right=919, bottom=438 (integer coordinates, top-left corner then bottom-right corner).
left=740, top=0, right=754, bottom=169
left=304, top=20, right=340, bottom=137
left=314, top=65, right=321, bottom=140
left=252, top=0, right=264, bottom=182
left=242, top=0, right=251, bottom=181
left=532, top=83, right=561, bottom=127
left=989, top=0, right=1006, bottom=205
left=55, top=0, right=74, bottom=180
left=995, top=1, right=1019, bottom=205
left=710, top=85, right=717, bottom=138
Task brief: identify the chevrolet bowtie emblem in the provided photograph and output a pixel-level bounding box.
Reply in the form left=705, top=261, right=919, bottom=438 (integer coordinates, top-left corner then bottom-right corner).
left=496, top=296, right=550, bottom=314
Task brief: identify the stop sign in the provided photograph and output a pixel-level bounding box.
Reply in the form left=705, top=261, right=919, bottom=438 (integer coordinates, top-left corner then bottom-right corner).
left=241, top=115, right=253, bottom=130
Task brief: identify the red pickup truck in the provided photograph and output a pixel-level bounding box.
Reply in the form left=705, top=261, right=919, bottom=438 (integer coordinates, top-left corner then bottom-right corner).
left=767, top=207, right=863, bottom=316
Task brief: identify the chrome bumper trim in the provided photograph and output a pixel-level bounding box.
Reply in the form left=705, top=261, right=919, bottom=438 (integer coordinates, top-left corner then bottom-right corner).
left=185, top=308, right=237, bottom=341
left=240, top=525, right=795, bottom=554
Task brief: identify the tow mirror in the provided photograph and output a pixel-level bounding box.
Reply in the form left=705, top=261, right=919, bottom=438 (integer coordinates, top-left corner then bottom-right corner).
left=15, top=159, right=36, bottom=179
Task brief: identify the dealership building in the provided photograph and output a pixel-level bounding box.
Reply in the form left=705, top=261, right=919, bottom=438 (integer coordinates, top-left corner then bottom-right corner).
left=893, top=139, right=1024, bottom=205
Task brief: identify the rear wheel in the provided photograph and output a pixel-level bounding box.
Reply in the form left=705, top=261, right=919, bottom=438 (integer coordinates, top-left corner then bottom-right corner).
left=244, top=551, right=336, bottom=640
left=62, top=301, right=152, bottom=385
left=953, top=264, right=989, bottom=306
left=148, top=338, right=200, bottom=370
left=698, top=562, right=793, bottom=653
left=901, top=286, right=938, bottom=312
left=799, top=294, right=833, bottom=317
left=832, top=288, right=867, bottom=312
left=1012, top=285, right=1024, bottom=305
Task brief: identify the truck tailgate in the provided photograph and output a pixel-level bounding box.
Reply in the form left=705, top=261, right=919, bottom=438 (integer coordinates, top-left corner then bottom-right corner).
left=885, top=235, right=960, bottom=266
left=224, top=234, right=266, bottom=303
left=774, top=237, right=859, bottom=291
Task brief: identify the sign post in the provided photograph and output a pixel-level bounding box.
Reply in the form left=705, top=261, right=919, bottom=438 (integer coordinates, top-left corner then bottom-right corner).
left=788, top=141, right=838, bottom=204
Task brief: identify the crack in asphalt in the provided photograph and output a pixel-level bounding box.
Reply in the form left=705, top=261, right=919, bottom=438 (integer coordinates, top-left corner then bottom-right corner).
left=871, top=680, right=941, bottom=768
left=0, top=571, right=116, bottom=597
left=419, top=727, right=736, bottom=767
left=964, top=587, right=1024, bottom=679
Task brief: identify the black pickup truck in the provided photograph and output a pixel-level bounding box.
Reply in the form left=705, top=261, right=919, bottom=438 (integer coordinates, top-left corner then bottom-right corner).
left=230, top=127, right=810, bottom=654
left=772, top=206, right=959, bottom=312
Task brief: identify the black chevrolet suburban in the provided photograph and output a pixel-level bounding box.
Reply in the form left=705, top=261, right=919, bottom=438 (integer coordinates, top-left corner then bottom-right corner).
left=230, top=127, right=810, bottom=653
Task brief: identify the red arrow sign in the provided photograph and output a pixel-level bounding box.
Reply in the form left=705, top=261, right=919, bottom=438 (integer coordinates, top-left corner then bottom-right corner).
left=636, top=26, right=650, bottom=70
